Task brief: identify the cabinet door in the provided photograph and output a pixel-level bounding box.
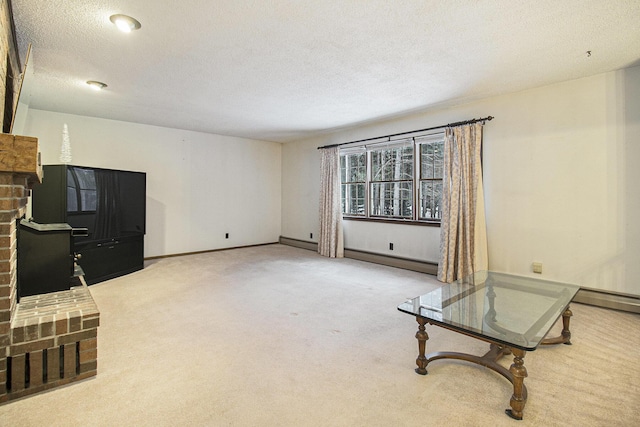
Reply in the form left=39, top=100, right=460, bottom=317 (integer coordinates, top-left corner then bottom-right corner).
left=17, top=225, right=73, bottom=298
left=76, top=235, right=144, bottom=284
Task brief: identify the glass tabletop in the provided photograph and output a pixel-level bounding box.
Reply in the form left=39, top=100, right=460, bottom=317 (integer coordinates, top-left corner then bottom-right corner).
left=398, top=271, right=580, bottom=350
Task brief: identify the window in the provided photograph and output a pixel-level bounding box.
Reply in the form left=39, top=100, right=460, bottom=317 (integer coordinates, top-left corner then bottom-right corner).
left=340, top=151, right=366, bottom=215
left=370, top=141, right=413, bottom=218
left=417, top=135, right=444, bottom=220
left=339, top=133, right=444, bottom=224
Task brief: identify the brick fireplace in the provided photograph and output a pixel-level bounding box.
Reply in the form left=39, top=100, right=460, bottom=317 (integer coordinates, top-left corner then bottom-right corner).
left=0, top=134, right=100, bottom=403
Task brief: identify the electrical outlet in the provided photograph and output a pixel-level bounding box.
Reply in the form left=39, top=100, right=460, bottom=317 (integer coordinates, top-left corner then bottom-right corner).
left=389, top=243, right=394, bottom=250
left=310, top=233, right=313, bottom=239
left=225, top=233, right=229, bottom=239
left=532, top=262, right=542, bottom=274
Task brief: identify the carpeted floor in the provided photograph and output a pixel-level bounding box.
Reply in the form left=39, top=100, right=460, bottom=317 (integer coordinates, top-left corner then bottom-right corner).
left=1, top=244, right=639, bottom=426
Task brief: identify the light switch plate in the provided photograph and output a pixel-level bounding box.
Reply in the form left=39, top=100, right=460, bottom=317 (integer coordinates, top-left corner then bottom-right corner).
left=532, top=262, right=543, bottom=274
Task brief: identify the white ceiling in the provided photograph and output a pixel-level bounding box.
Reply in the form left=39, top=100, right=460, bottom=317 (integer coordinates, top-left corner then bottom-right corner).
left=10, top=0, right=640, bottom=143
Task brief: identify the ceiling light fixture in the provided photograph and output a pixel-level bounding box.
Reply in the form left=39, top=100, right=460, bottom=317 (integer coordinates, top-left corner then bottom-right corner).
left=86, top=80, right=108, bottom=91
left=109, top=14, right=141, bottom=33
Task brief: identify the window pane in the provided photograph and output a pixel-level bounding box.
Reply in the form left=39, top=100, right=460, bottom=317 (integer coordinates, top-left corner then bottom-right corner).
left=421, top=140, right=444, bottom=180
left=349, top=160, right=363, bottom=182
left=349, top=184, right=364, bottom=215
left=400, top=146, right=413, bottom=180
left=341, top=152, right=366, bottom=215
left=371, top=146, right=413, bottom=182
left=345, top=183, right=365, bottom=215
left=370, top=182, right=412, bottom=218
left=360, top=183, right=366, bottom=215
left=341, top=153, right=365, bottom=183
left=419, top=180, right=442, bottom=220
left=421, top=143, right=434, bottom=179
left=371, top=151, right=383, bottom=181
left=434, top=141, right=444, bottom=178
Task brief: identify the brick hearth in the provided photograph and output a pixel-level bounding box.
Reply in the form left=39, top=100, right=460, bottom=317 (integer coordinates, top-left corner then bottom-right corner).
left=0, top=134, right=100, bottom=404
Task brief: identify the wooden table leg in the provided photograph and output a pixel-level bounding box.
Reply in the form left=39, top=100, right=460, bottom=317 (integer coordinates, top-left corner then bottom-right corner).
left=560, top=305, right=573, bottom=345
left=415, top=316, right=429, bottom=375
left=506, top=348, right=528, bottom=420
left=541, top=305, right=573, bottom=346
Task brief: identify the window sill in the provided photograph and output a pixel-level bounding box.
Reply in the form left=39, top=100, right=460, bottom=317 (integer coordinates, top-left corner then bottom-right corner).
left=342, top=216, right=441, bottom=227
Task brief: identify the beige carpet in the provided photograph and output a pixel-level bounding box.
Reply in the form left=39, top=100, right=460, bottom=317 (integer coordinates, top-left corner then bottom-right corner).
left=1, top=244, right=639, bottom=426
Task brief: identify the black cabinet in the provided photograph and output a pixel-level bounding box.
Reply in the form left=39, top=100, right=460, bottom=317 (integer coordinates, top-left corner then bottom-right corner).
left=31, top=164, right=146, bottom=285
left=17, top=220, right=74, bottom=298
left=74, top=235, right=144, bottom=284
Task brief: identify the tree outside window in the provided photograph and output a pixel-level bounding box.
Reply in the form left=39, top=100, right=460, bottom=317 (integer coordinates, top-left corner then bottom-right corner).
left=340, top=151, right=366, bottom=215
left=370, top=143, right=413, bottom=218
left=339, top=134, right=444, bottom=224
left=418, top=138, right=444, bottom=220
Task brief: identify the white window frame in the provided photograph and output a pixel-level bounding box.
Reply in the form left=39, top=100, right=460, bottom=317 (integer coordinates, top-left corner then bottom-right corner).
left=340, top=147, right=367, bottom=216
left=416, top=134, right=445, bottom=221
left=339, top=132, right=444, bottom=225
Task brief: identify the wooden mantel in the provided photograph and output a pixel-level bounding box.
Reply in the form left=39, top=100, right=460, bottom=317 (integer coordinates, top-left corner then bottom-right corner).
left=0, top=133, right=42, bottom=186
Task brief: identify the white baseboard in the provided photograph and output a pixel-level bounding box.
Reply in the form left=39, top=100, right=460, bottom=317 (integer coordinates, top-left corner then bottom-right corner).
left=278, top=236, right=437, bottom=275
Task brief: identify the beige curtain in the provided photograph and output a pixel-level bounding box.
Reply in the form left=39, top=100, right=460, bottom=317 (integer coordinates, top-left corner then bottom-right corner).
left=437, top=123, right=488, bottom=283
left=318, top=147, right=344, bottom=258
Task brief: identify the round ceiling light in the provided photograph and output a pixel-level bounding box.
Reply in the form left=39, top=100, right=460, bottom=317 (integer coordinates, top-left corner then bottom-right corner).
left=86, top=80, right=108, bottom=91
left=109, top=14, right=141, bottom=33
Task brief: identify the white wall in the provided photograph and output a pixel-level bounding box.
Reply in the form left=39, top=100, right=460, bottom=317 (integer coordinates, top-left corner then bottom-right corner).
left=24, top=109, right=282, bottom=258
left=281, top=65, right=640, bottom=296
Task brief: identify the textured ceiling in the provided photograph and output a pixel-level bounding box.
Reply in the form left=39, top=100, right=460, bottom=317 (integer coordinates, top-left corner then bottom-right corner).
left=10, top=0, right=640, bottom=143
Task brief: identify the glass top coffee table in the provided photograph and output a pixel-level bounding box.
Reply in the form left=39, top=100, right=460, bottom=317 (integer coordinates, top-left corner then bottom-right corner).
left=397, top=271, right=580, bottom=420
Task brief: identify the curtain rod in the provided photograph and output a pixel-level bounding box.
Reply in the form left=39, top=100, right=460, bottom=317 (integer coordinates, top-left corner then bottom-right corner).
left=317, top=115, right=494, bottom=150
